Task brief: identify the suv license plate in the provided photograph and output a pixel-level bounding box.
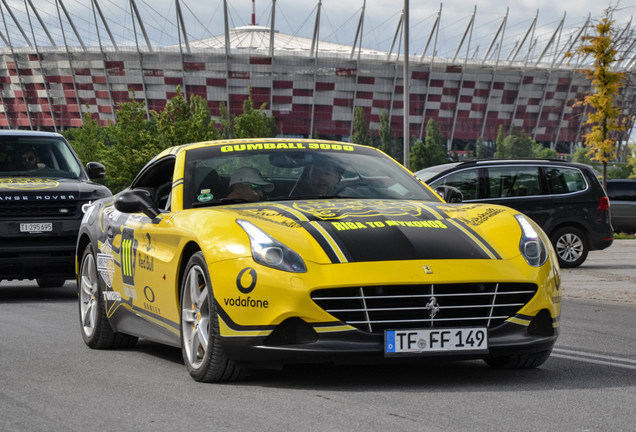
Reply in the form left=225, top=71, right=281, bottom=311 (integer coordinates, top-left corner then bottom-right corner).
left=385, top=327, right=488, bottom=355
left=20, top=223, right=53, bottom=233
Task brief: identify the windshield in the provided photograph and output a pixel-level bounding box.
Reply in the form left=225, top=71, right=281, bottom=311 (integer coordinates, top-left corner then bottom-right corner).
left=182, top=142, right=440, bottom=208
left=0, top=136, right=83, bottom=179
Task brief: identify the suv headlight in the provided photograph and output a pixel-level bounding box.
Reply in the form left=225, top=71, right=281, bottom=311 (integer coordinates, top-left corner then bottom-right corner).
left=515, top=214, right=548, bottom=267
left=236, top=219, right=307, bottom=273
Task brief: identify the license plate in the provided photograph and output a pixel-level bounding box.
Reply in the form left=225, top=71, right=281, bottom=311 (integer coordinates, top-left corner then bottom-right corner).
left=385, top=327, right=488, bottom=355
left=19, top=223, right=53, bottom=233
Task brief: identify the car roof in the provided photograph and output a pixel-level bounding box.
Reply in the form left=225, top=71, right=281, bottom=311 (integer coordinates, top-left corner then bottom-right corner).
left=416, top=159, right=592, bottom=175
left=151, top=137, right=374, bottom=159
left=0, top=129, right=65, bottom=138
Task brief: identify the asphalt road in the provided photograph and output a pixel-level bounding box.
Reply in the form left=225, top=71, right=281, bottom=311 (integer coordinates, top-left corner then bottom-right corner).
left=560, top=239, right=636, bottom=305
left=1, top=242, right=635, bottom=431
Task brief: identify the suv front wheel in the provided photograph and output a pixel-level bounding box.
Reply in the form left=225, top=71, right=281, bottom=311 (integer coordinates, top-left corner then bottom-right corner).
left=551, top=226, right=588, bottom=268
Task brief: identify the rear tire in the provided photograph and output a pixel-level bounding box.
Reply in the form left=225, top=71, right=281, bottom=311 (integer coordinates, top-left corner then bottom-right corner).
left=180, top=251, right=244, bottom=382
left=78, top=243, right=137, bottom=349
left=551, top=226, right=588, bottom=268
left=484, top=349, right=552, bottom=369
left=36, top=278, right=66, bottom=288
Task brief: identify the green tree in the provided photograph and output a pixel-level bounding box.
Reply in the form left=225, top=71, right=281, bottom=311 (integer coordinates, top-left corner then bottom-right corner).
left=103, top=97, right=161, bottom=192
left=573, top=145, right=593, bottom=164
left=533, top=143, right=558, bottom=159
left=218, top=102, right=232, bottom=139
left=568, top=6, right=626, bottom=189
left=153, top=86, right=219, bottom=146
left=627, top=143, right=636, bottom=179
left=410, top=118, right=447, bottom=170
left=352, top=106, right=372, bottom=147
left=378, top=109, right=394, bottom=157
left=424, top=118, right=447, bottom=165
left=493, top=125, right=507, bottom=159
left=504, top=128, right=535, bottom=157
left=475, top=137, right=488, bottom=159
left=409, top=139, right=426, bottom=171
left=64, top=111, right=109, bottom=165
left=232, top=87, right=278, bottom=138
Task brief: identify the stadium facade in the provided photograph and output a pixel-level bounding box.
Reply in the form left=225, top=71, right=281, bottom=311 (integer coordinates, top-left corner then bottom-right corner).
left=1, top=0, right=635, bottom=154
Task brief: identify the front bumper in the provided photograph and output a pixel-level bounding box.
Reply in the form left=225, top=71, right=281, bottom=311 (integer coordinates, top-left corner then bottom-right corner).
left=0, top=218, right=80, bottom=280
left=209, top=251, right=561, bottom=368
left=220, top=317, right=559, bottom=367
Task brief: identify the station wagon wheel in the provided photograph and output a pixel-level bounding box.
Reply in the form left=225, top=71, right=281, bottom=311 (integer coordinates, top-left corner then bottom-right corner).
left=551, top=227, right=588, bottom=268
left=78, top=243, right=137, bottom=349
left=180, top=251, right=244, bottom=382
left=36, top=278, right=66, bottom=288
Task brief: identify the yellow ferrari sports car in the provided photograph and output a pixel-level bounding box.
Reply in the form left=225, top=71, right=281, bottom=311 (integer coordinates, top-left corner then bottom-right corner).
left=76, top=138, right=561, bottom=382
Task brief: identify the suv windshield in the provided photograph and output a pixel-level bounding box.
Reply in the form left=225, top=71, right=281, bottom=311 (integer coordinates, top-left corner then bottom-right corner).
left=0, top=136, right=83, bottom=179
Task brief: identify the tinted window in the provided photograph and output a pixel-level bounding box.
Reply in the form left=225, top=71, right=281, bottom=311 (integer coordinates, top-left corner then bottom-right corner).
left=182, top=143, right=440, bottom=208
left=545, top=167, right=587, bottom=194
left=607, top=181, right=636, bottom=201
left=430, top=169, right=479, bottom=200
left=485, top=166, right=541, bottom=198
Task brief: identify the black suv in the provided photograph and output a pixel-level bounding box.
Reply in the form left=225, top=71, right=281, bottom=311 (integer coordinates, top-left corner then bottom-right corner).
left=606, top=179, right=636, bottom=233
left=416, top=159, right=614, bottom=268
left=0, top=130, right=111, bottom=287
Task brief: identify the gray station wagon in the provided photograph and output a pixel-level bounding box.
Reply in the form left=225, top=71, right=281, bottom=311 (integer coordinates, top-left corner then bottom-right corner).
left=606, top=179, right=636, bottom=233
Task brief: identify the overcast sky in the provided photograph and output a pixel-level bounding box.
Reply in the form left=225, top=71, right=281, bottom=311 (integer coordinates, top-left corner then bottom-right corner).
left=11, top=0, right=633, bottom=57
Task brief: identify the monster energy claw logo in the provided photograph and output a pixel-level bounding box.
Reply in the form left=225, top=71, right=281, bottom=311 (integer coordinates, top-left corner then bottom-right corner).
left=121, top=227, right=137, bottom=286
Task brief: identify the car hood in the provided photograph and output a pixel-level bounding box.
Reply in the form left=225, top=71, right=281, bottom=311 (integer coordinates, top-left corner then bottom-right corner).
left=0, top=176, right=110, bottom=201
left=220, top=199, right=523, bottom=263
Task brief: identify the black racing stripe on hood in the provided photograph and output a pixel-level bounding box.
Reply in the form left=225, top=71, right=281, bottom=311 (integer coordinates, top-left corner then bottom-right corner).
left=319, top=216, right=491, bottom=262
left=301, top=222, right=343, bottom=263
left=232, top=204, right=344, bottom=263
left=449, top=218, right=502, bottom=259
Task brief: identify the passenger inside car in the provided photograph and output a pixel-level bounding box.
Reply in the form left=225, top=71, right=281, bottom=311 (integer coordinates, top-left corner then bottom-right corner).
left=225, top=166, right=274, bottom=202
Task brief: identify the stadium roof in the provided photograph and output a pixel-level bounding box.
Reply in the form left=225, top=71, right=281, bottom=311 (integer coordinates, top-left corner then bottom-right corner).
left=0, top=0, right=634, bottom=69
left=184, top=25, right=386, bottom=57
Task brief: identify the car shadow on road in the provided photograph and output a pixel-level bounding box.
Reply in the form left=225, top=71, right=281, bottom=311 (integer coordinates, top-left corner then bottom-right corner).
left=0, top=282, right=76, bottom=303
left=241, top=357, right=635, bottom=392
left=109, top=336, right=636, bottom=391
left=130, top=339, right=184, bottom=365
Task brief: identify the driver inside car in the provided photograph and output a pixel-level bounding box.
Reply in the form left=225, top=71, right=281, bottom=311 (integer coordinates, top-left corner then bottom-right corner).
left=308, top=162, right=342, bottom=196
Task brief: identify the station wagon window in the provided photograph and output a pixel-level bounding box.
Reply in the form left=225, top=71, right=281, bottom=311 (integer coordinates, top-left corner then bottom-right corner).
left=607, top=181, right=636, bottom=201
left=432, top=169, right=479, bottom=200
left=545, top=167, right=587, bottom=194
left=486, top=166, right=541, bottom=198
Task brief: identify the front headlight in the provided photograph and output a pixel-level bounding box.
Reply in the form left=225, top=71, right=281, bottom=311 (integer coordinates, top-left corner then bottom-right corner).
left=515, top=214, right=548, bottom=267
left=236, top=219, right=307, bottom=273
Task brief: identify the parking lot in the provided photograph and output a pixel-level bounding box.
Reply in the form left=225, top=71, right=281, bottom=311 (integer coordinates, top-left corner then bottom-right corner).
left=560, top=239, right=636, bottom=305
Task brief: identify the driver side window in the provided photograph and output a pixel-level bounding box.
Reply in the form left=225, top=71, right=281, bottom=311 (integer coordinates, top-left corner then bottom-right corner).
left=131, top=157, right=176, bottom=212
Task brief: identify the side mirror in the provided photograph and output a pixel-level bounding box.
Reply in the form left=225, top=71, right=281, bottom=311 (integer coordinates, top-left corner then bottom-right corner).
left=86, top=162, right=106, bottom=180
left=435, top=185, right=463, bottom=203
left=114, top=189, right=160, bottom=220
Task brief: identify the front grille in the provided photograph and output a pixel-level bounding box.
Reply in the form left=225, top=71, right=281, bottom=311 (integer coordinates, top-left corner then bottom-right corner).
left=0, top=201, right=79, bottom=218
left=311, top=283, right=537, bottom=334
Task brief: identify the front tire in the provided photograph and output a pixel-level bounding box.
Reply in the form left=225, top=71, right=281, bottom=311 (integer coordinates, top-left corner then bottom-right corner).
left=180, top=251, right=244, bottom=382
left=78, top=243, right=137, bottom=349
left=551, top=226, right=588, bottom=268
